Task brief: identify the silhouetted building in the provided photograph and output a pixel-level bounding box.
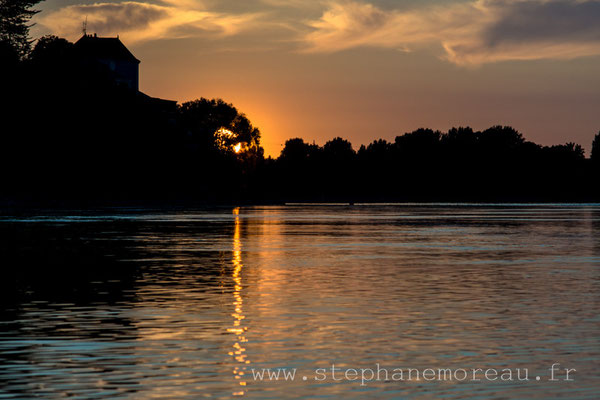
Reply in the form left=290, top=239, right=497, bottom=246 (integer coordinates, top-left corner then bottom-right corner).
left=74, top=33, right=139, bottom=91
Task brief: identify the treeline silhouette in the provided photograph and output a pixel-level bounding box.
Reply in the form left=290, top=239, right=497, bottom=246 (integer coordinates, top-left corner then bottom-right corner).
left=266, top=129, right=599, bottom=202
left=1, top=3, right=599, bottom=204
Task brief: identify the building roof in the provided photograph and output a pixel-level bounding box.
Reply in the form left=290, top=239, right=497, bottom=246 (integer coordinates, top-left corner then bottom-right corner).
left=74, top=34, right=140, bottom=63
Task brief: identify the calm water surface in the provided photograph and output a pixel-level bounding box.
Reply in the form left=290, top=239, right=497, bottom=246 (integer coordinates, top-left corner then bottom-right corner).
left=0, top=205, right=599, bottom=399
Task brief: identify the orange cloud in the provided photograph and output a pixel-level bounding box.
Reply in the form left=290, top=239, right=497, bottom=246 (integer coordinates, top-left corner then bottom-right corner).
left=39, top=1, right=262, bottom=43
left=38, top=0, right=600, bottom=65
left=303, top=0, right=600, bottom=65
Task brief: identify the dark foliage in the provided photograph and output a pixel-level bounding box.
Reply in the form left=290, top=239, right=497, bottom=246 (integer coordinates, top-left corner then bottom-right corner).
left=266, top=125, right=597, bottom=202
left=0, top=0, right=41, bottom=58
left=592, top=132, right=600, bottom=166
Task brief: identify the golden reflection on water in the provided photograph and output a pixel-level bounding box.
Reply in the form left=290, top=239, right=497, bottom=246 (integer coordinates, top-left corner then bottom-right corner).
left=1, top=206, right=599, bottom=399
left=227, top=207, right=249, bottom=396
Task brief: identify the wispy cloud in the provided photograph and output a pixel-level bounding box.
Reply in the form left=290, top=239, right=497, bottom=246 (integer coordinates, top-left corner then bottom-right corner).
left=38, top=1, right=262, bottom=43
left=38, top=0, right=600, bottom=64
left=303, top=0, right=600, bottom=65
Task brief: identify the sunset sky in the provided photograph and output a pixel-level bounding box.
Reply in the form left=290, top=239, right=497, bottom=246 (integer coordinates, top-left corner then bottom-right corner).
left=34, top=0, right=600, bottom=157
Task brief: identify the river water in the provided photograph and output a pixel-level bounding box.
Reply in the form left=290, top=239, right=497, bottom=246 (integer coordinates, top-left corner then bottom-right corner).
left=1, top=205, right=599, bottom=399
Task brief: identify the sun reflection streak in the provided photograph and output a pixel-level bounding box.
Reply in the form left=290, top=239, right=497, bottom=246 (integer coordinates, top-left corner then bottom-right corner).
left=227, top=207, right=249, bottom=396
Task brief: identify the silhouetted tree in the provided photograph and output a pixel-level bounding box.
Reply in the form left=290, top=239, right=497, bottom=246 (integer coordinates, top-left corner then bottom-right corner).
left=442, top=127, right=480, bottom=168
left=544, top=142, right=584, bottom=161
left=272, top=138, right=323, bottom=199
left=0, top=35, right=18, bottom=66
left=357, top=139, right=392, bottom=164
left=319, top=137, right=356, bottom=197
left=0, top=0, right=42, bottom=58
left=323, top=137, right=355, bottom=161
left=174, top=98, right=264, bottom=198
left=395, top=128, right=441, bottom=153
left=445, top=127, right=477, bottom=146
left=29, top=35, right=73, bottom=62
left=592, top=132, right=600, bottom=165
left=178, top=98, right=262, bottom=157
left=280, top=138, right=320, bottom=163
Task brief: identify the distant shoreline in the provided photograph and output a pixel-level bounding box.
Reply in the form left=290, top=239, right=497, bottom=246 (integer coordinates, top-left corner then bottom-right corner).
left=1, top=197, right=600, bottom=212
